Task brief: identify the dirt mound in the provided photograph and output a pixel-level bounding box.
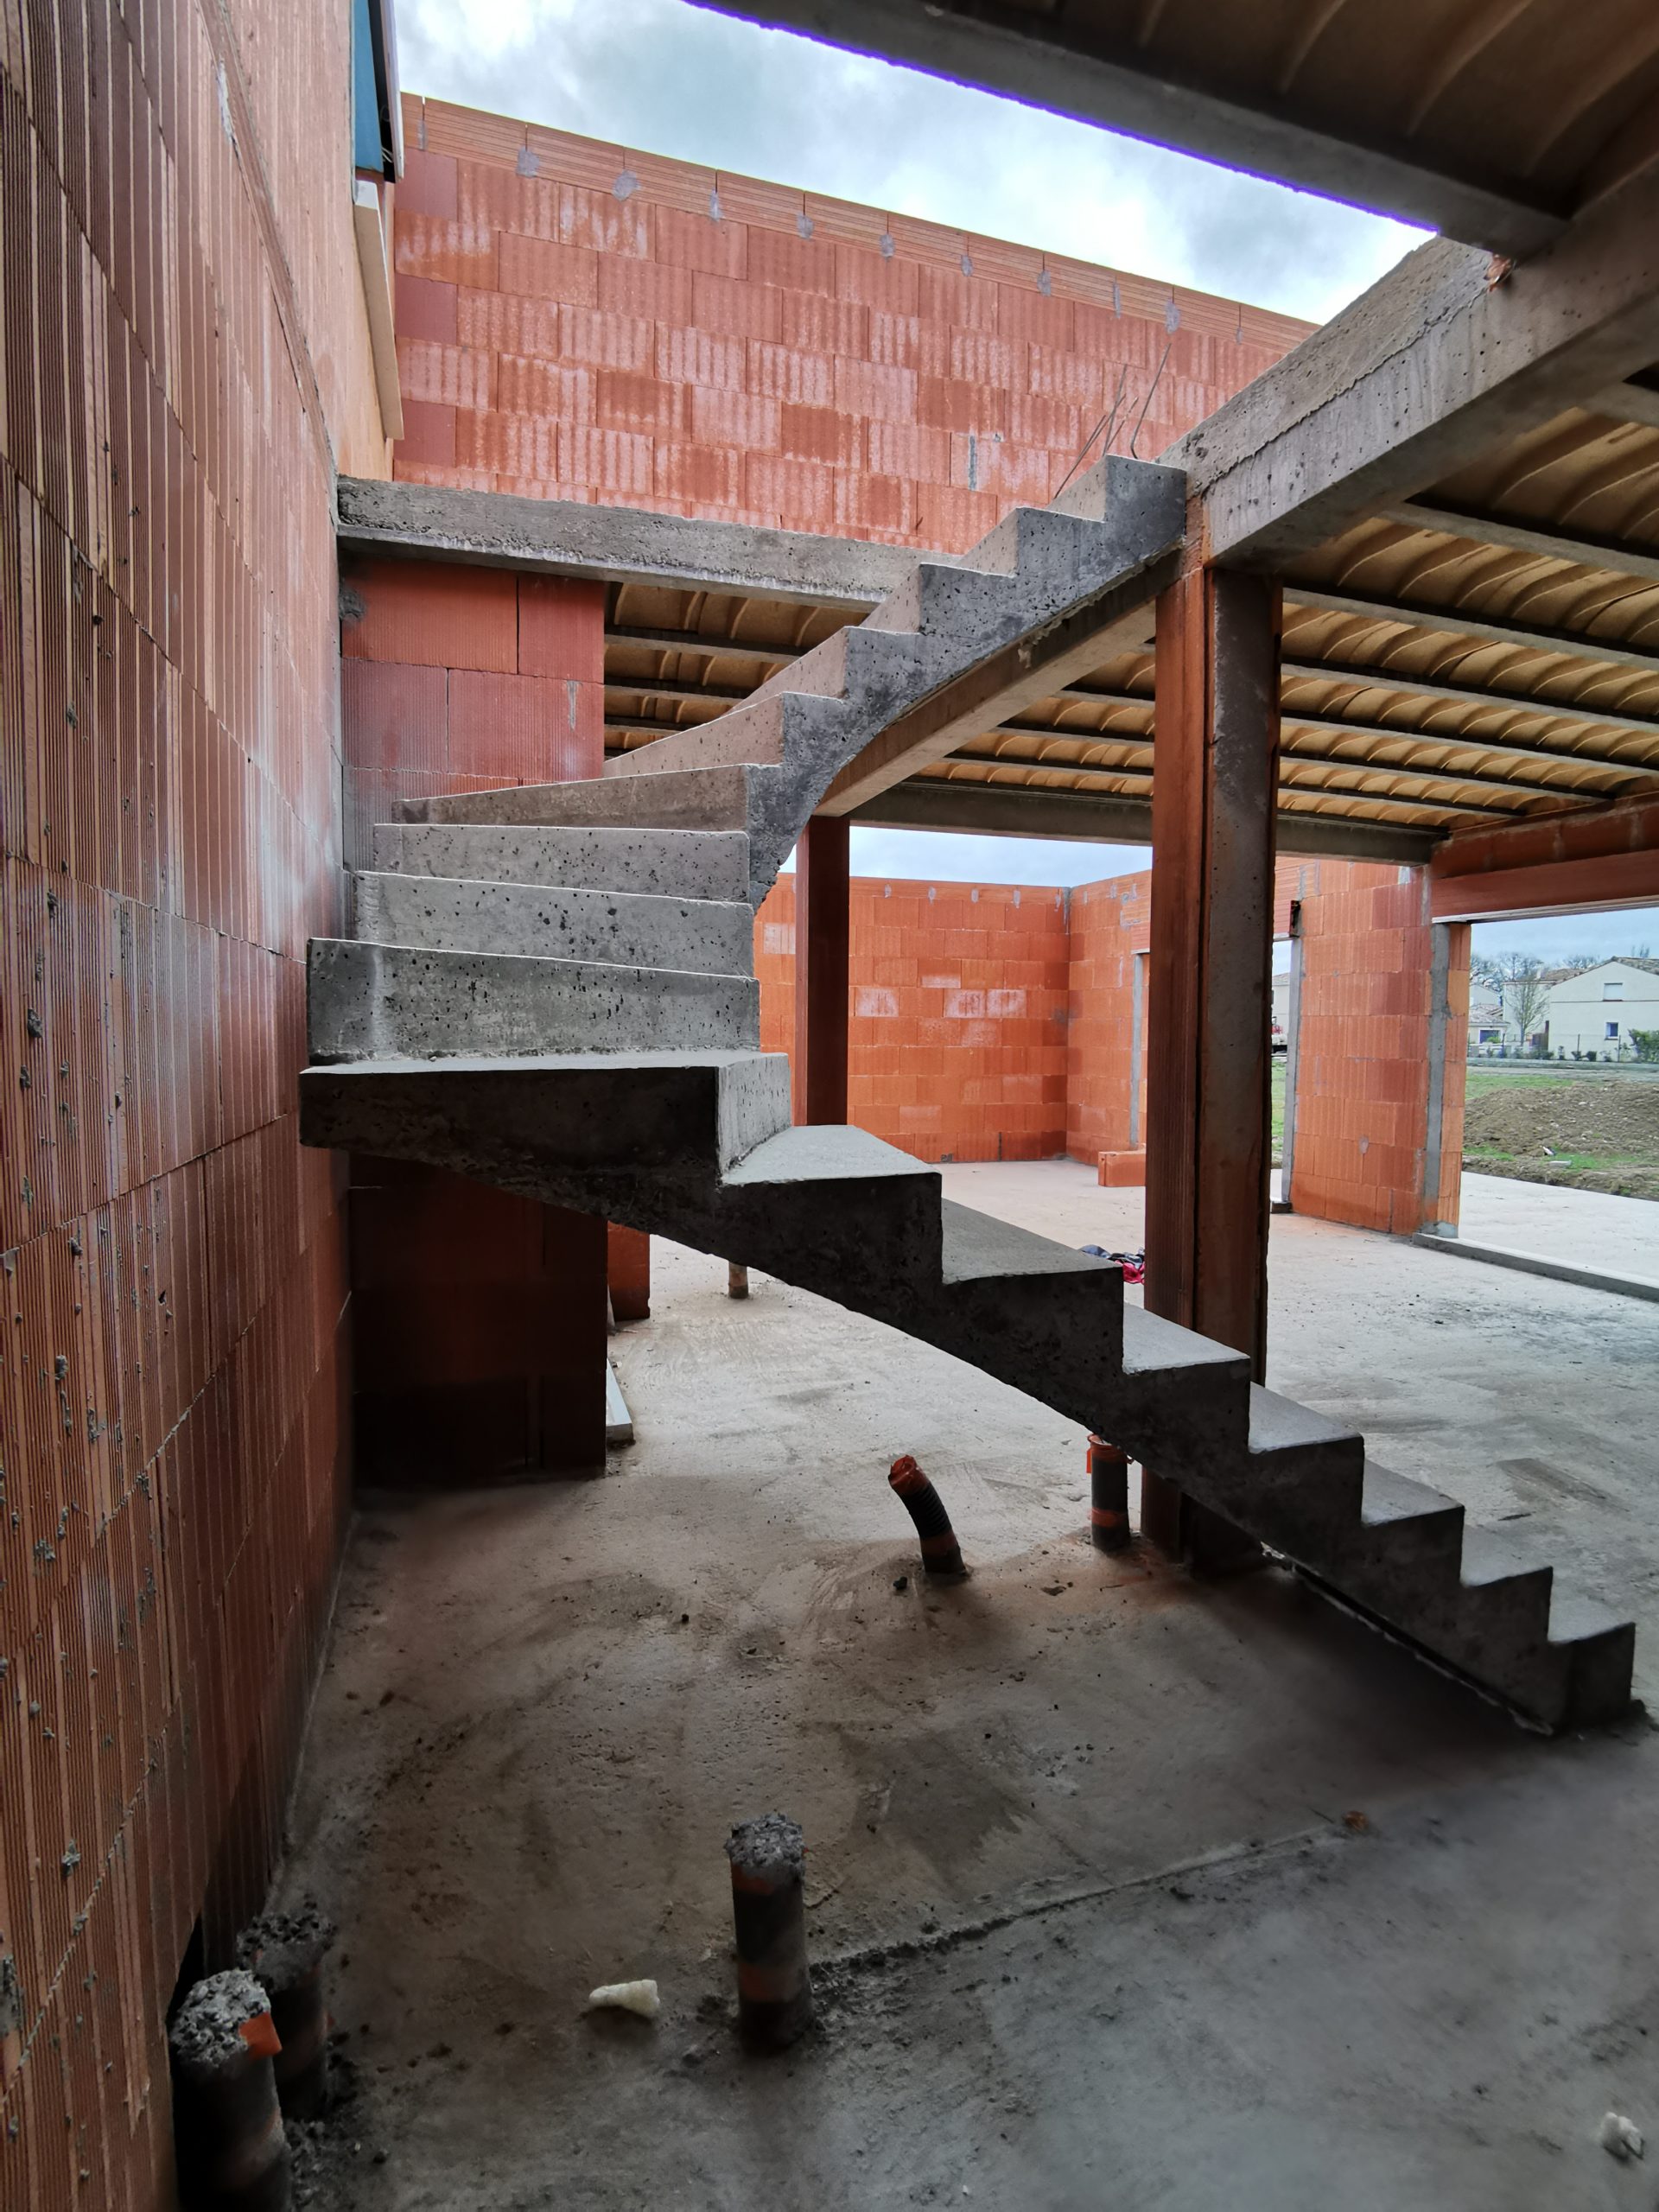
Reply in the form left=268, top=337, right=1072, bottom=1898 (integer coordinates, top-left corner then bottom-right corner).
left=1463, top=1077, right=1659, bottom=1201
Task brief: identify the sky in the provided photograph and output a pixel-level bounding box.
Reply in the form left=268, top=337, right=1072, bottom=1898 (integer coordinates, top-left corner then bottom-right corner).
left=1471, top=911, right=1659, bottom=964
left=395, top=3, right=1656, bottom=951
left=394, top=0, right=1424, bottom=325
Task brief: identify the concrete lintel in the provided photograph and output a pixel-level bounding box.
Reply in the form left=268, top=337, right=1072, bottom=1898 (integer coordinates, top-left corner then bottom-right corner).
left=694, top=2, right=1567, bottom=255
left=850, top=777, right=1437, bottom=864
left=336, top=476, right=918, bottom=607
left=1173, top=168, right=1659, bottom=567
left=1413, top=1231, right=1659, bottom=1306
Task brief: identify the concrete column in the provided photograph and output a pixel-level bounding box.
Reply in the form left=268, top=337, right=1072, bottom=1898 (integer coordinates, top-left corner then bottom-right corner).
left=1142, top=564, right=1281, bottom=1566
left=1421, top=919, right=1471, bottom=1236
left=792, top=814, right=850, bottom=1124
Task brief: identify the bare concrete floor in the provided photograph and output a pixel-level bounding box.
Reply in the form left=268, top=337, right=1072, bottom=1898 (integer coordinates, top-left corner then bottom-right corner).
left=282, top=1166, right=1659, bottom=2211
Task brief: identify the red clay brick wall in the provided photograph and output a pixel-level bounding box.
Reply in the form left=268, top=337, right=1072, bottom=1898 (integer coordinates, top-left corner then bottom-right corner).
left=1065, top=873, right=1154, bottom=1159
left=1288, top=861, right=1455, bottom=1235
left=756, top=874, right=1071, bottom=1160
left=1, top=2, right=380, bottom=2200
left=392, top=98, right=1313, bottom=550
left=340, top=558, right=608, bottom=1479
left=340, top=557, right=605, bottom=868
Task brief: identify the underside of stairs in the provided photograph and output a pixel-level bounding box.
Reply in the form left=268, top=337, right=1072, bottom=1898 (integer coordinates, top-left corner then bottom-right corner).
left=302, top=465, right=1635, bottom=1736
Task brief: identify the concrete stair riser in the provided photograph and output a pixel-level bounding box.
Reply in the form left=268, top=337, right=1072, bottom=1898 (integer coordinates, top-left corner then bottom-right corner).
left=308, top=939, right=759, bottom=1061
left=371, top=822, right=752, bottom=901
left=353, top=871, right=755, bottom=977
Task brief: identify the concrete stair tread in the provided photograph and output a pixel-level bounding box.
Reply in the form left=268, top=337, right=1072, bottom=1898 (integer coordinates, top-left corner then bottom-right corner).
left=1249, top=1385, right=1363, bottom=1458
left=396, top=762, right=760, bottom=831
left=1457, top=1525, right=1554, bottom=1595
left=1546, top=1584, right=1638, bottom=1645
left=721, top=1122, right=935, bottom=1190
left=1119, top=1302, right=1252, bottom=1380
left=938, top=1201, right=1117, bottom=1287
left=1359, top=1463, right=1465, bottom=1533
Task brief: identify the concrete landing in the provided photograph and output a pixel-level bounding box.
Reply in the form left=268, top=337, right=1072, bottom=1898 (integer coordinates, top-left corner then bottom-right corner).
left=276, top=1169, right=1659, bottom=2210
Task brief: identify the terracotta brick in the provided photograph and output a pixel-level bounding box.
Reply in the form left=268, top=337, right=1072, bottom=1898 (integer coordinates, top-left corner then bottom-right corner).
left=396, top=274, right=459, bottom=343
left=691, top=270, right=781, bottom=340
left=833, top=357, right=917, bottom=422
left=397, top=399, right=456, bottom=467
left=836, top=472, right=918, bottom=536
left=498, top=232, right=600, bottom=305
left=457, top=287, right=559, bottom=353
left=742, top=454, right=836, bottom=528
left=598, top=256, right=694, bottom=321
left=556, top=181, right=652, bottom=257
left=747, top=340, right=833, bottom=405
left=656, top=325, right=746, bottom=391
left=779, top=402, right=861, bottom=466
left=918, top=376, right=1009, bottom=435
left=342, top=559, right=518, bottom=673
left=397, top=338, right=491, bottom=410
left=653, top=203, right=747, bottom=276
left=394, top=212, right=497, bottom=287
left=596, top=370, right=688, bottom=436
left=448, top=670, right=603, bottom=781
left=518, top=578, right=605, bottom=682
left=493, top=355, right=593, bottom=423
left=397, top=149, right=459, bottom=219
left=341, top=659, right=448, bottom=775
left=866, top=420, right=950, bottom=483
left=834, top=245, right=920, bottom=315
left=558, top=424, right=655, bottom=496
left=747, top=227, right=838, bottom=294
left=560, top=303, right=653, bottom=370
left=996, top=283, right=1076, bottom=350
left=690, top=385, right=781, bottom=449
left=655, top=443, right=742, bottom=505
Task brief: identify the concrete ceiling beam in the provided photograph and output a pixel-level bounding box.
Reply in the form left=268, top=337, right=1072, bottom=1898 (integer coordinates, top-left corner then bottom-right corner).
left=1383, top=494, right=1659, bottom=587
left=1286, top=583, right=1659, bottom=678
left=691, top=0, right=1567, bottom=253
left=1172, top=168, right=1659, bottom=568
left=849, top=772, right=1440, bottom=863
left=1589, top=378, right=1659, bottom=430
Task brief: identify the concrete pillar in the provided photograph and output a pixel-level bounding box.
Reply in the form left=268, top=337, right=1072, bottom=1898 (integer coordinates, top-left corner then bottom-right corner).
left=1142, top=564, right=1281, bottom=1567
left=792, top=814, right=850, bottom=1124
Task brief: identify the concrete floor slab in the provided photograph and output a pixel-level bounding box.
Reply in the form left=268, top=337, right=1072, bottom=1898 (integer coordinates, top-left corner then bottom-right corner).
left=277, top=1169, right=1659, bottom=2209
left=1458, top=1171, right=1656, bottom=1281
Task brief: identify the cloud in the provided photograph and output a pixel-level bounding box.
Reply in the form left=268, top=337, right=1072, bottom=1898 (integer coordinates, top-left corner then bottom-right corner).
left=394, top=0, right=1424, bottom=322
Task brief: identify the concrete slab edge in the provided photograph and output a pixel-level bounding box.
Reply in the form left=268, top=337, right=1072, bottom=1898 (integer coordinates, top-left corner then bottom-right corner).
left=1411, top=1230, right=1659, bottom=1306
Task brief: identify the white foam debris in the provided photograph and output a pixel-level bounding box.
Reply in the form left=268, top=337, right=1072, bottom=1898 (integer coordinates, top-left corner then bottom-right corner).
left=587, top=1979, right=660, bottom=2019
left=1598, top=2112, right=1644, bottom=2161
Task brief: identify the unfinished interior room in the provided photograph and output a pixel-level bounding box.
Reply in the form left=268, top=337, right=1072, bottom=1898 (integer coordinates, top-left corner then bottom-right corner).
left=5, top=0, right=1659, bottom=2205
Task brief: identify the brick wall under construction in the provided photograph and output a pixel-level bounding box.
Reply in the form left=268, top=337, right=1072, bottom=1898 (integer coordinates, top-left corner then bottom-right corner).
left=1, top=1, right=387, bottom=2201
left=390, top=97, right=1313, bottom=550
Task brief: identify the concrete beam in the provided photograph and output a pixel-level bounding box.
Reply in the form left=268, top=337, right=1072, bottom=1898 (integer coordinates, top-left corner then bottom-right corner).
left=1286, top=583, right=1659, bottom=679
left=337, top=476, right=916, bottom=607
left=1282, top=654, right=1659, bottom=744
left=1589, top=376, right=1659, bottom=430
left=1173, top=171, right=1659, bottom=567
left=1384, top=495, right=1659, bottom=588
left=691, top=0, right=1567, bottom=254
left=850, top=774, right=1440, bottom=864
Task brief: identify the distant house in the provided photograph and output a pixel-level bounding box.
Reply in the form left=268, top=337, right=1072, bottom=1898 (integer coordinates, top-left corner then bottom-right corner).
left=1468, top=981, right=1510, bottom=1052
left=1542, top=958, right=1659, bottom=1057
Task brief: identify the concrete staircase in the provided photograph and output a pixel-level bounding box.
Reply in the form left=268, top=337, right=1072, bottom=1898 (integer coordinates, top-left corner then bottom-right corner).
left=302, top=469, right=1635, bottom=1734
